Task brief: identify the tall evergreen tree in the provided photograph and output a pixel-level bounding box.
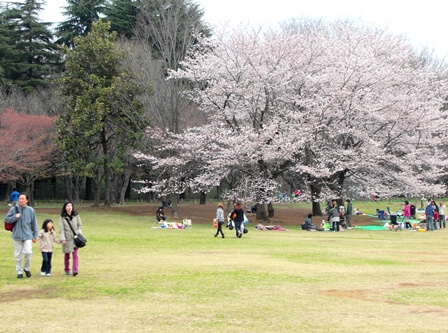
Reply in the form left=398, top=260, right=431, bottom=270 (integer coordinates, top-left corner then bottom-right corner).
left=104, top=0, right=141, bottom=39
left=56, top=20, right=151, bottom=207
left=55, top=0, right=106, bottom=48
left=0, top=4, right=17, bottom=87
left=0, top=0, right=61, bottom=92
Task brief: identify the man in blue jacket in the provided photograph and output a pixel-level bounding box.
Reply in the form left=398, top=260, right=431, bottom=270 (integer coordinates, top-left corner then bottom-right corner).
left=5, top=192, right=38, bottom=278
left=9, top=188, right=19, bottom=206
left=425, top=201, right=435, bottom=231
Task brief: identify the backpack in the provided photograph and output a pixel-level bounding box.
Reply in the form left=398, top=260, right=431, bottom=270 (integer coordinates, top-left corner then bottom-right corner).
left=4, top=206, right=19, bottom=232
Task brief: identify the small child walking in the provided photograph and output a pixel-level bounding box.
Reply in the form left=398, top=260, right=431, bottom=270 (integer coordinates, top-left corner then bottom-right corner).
left=36, top=219, right=61, bottom=277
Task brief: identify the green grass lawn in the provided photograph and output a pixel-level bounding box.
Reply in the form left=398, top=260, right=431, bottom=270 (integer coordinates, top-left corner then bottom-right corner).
left=1, top=206, right=447, bottom=332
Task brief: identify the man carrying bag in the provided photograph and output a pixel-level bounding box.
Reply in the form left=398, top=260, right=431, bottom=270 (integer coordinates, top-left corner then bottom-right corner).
left=4, top=192, right=38, bottom=278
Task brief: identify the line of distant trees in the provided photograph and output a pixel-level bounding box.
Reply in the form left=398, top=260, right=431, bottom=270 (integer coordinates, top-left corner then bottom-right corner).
left=0, top=0, right=211, bottom=207
left=2, top=1, right=448, bottom=220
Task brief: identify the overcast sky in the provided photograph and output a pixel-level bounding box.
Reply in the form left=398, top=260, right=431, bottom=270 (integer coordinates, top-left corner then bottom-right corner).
left=24, top=0, right=448, bottom=59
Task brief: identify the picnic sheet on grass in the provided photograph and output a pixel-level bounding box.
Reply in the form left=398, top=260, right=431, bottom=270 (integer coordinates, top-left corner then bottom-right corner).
left=356, top=220, right=423, bottom=230
left=152, top=221, right=191, bottom=229
left=367, top=215, right=422, bottom=223
left=355, top=225, right=386, bottom=230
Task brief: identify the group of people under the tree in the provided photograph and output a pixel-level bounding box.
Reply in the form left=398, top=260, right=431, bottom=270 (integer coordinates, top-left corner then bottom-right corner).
left=5, top=191, right=84, bottom=279
left=379, top=200, right=446, bottom=231
left=154, top=195, right=447, bottom=236
left=156, top=200, right=248, bottom=238
left=301, top=199, right=353, bottom=232
left=424, top=199, right=446, bottom=231
left=302, top=198, right=448, bottom=232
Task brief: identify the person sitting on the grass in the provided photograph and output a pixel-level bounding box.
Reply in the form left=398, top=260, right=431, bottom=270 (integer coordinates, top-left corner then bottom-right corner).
left=301, top=213, right=317, bottom=231
left=255, top=223, right=266, bottom=230
left=254, top=223, right=288, bottom=231
left=273, top=225, right=287, bottom=231
left=156, top=207, right=166, bottom=222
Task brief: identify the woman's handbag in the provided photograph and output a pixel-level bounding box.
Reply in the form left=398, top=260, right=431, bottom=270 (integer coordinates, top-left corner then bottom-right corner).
left=65, top=218, right=87, bottom=248
left=73, top=234, right=87, bottom=248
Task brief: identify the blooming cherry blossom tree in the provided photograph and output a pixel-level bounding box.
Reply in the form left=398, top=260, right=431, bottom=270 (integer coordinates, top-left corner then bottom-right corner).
left=137, top=20, right=448, bottom=218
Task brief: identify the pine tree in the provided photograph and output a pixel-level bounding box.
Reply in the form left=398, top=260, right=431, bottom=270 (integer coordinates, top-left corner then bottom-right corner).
left=104, top=0, right=141, bottom=39
left=0, top=0, right=61, bottom=92
left=55, top=0, right=106, bottom=48
left=0, top=5, right=17, bottom=87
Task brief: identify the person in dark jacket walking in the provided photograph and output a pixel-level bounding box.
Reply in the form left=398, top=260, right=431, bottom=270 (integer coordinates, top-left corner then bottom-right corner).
left=230, top=202, right=245, bottom=238
left=425, top=201, right=435, bottom=231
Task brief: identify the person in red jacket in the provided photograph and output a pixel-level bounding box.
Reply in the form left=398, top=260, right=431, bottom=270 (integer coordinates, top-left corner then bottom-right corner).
left=403, top=201, right=411, bottom=229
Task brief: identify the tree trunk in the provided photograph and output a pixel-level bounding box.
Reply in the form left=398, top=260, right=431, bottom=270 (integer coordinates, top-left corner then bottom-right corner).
left=64, top=176, right=74, bottom=202
left=268, top=202, right=275, bottom=218
left=255, top=203, right=268, bottom=221
left=102, top=129, right=112, bottom=208
left=118, top=172, right=132, bottom=204
left=103, top=163, right=112, bottom=208
left=94, top=188, right=101, bottom=207
left=309, top=175, right=324, bottom=216
left=85, top=177, right=93, bottom=201
left=92, top=174, right=101, bottom=207
left=73, top=176, right=80, bottom=204
left=336, top=198, right=344, bottom=208
left=51, top=177, right=57, bottom=201
left=28, top=180, right=35, bottom=207
left=179, top=191, right=185, bottom=202
left=216, top=185, right=221, bottom=201
left=227, top=199, right=233, bottom=211
left=312, top=201, right=323, bottom=217
left=328, top=170, right=347, bottom=208
left=6, top=181, right=16, bottom=202
left=125, top=181, right=131, bottom=201
left=199, top=191, right=206, bottom=205
left=170, top=193, right=178, bottom=217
